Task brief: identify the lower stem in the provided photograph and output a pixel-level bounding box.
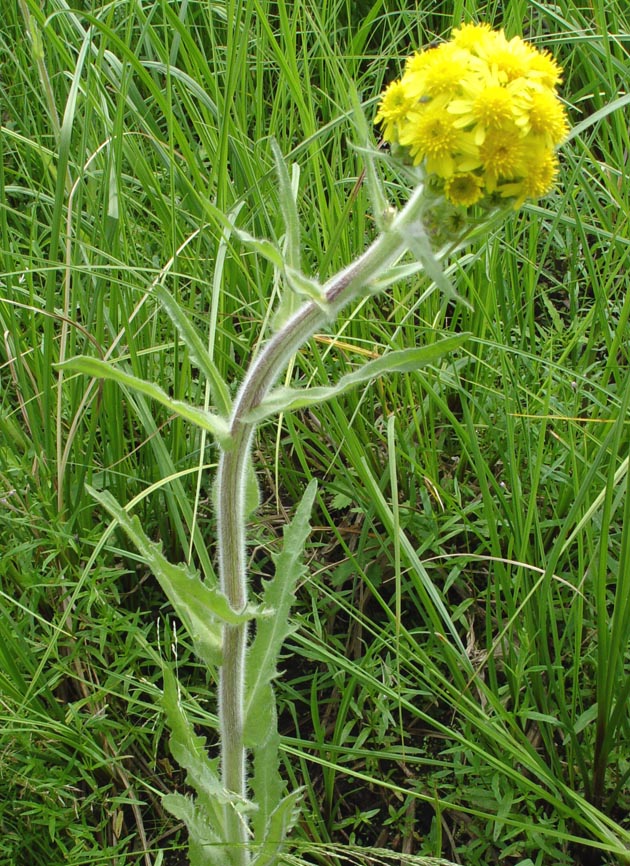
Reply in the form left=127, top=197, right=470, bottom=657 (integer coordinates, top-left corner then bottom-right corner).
left=220, top=624, right=248, bottom=864
left=217, top=409, right=253, bottom=864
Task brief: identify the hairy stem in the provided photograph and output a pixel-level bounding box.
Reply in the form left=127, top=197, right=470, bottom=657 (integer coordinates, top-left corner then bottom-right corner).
left=215, top=183, right=428, bottom=862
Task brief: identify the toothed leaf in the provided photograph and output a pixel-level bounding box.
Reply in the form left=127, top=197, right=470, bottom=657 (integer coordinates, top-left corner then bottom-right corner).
left=250, top=788, right=303, bottom=866
left=245, top=482, right=316, bottom=850
left=91, top=487, right=262, bottom=667
left=162, top=793, right=225, bottom=866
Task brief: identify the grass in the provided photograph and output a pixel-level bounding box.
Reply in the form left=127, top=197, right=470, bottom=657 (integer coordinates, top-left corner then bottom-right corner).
left=1, top=0, right=630, bottom=864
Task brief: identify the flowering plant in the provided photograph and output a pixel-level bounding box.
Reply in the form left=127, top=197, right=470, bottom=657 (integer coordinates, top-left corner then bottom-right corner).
left=375, top=22, right=568, bottom=210
left=65, top=22, right=568, bottom=866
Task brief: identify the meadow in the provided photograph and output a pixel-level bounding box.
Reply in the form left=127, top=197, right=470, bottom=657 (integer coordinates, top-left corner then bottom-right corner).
left=1, top=1, right=629, bottom=865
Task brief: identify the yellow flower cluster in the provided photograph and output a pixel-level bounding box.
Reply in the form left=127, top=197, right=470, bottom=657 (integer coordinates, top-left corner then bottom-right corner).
left=375, top=23, right=568, bottom=209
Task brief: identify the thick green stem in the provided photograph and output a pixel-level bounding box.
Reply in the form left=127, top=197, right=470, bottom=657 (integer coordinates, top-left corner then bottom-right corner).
left=215, top=183, right=428, bottom=862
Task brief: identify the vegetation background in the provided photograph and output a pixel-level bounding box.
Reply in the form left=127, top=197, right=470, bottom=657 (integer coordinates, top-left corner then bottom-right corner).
left=1, top=0, right=629, bottom=865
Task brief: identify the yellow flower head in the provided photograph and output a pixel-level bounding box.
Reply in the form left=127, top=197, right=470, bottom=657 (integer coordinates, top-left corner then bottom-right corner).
left=448, top=69, right=530, bottom=144
left=527, top=49, right=563, bottom=88
left=525, top=87, right=569, bottom=146
left=374, top=79, right=417, bottom=143
left=499, top=149, right=559, bottom=206
left=477, top=127, right=527, bottom=190
left=375, top=22, right=569, bottom=212
left=398, top=102, right=465, bottom=177
left=404, top=42, right=470, bottom=100
left=476, top=30, right=534, bottom=82
left=451, top=22, right=493, bottom=53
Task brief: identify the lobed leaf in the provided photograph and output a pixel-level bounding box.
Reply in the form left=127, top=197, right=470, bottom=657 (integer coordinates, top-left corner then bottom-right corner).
left=250, top=788, right=303, bottom=866
left=162, top=668, right=226, bottom=835
left=162, top=793, right=224, bottom=866
left=250, top=727, right=283, bottom=843
left=243, top=479, right=317, bottom=745
left=162, top=667, right=258, bottom=865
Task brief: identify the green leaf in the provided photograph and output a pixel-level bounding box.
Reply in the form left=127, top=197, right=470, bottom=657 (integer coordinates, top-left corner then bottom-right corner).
left=245, top=481, right=316, bottom=849
left=250, top=788, right=303, bottom=866
left=398, top=220, right=472, bottom=309
left=162, top=668, right=226, bottom=831
left=90, top=488, right=261, bottom=667
left=284, top=265, right=328, bottom=309
left=270, top=138, right=301, bottom=272
left=245, top=336, right=470, bottom=423
left=396, top=217, right=472, bottom=309
left=60, top=355, right=232, bottom=448
left=367, top=260, right=429, bottom=294
left=162, top=665, right=252, bottom=866
left=162, top=793, right=224, bottom=866
left=233, top=228, right=285, bottom=269
left=574, top=702, right=599, bottom=735
left=347, top=85, right=390, bottom=230
left=152, top=282, right=232, bottom=417
left=244, top=479, right=317, bottom=746
left=565, top=92, right=630, bottom=143
left=250, top=727, right=282, bottom=843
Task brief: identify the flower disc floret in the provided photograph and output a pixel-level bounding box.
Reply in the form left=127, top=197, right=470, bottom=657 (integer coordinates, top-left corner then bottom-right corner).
left=527, top=49, right=563, bottom=87
left=499, top=150, right=559, bottom=206
left=451, top=22, right=493, bottom=53
left=476, top=30, right=534, bottom=81
left=404, top=42, right=470, bottom=99
left=477, top=127, right=526, bottom=188
left=404, top=45, right=438, bottom=77
left=449, top=74, right=529, bottom=144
